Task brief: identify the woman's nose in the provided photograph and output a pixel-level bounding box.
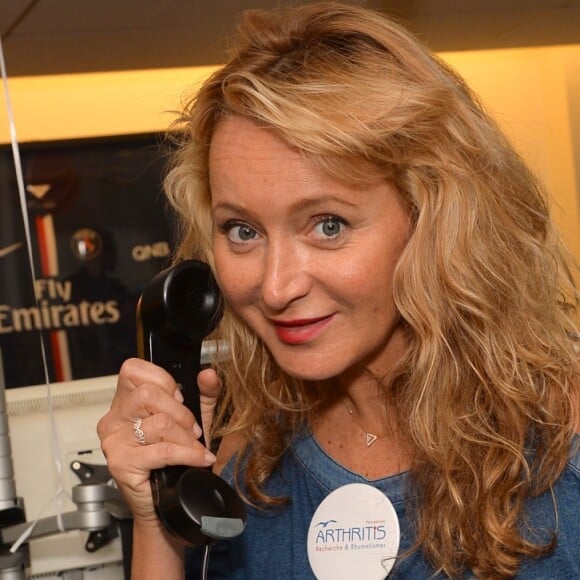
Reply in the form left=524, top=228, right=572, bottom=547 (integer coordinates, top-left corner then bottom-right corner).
left=260, top=240, right=311, bottom=312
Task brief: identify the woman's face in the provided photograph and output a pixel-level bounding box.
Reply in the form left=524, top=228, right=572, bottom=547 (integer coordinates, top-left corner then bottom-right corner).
left=210, top=116, right=410, bottom=382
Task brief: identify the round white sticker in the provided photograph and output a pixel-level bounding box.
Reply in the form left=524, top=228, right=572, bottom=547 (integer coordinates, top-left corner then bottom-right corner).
left=307, top=483, right=400, bottom=579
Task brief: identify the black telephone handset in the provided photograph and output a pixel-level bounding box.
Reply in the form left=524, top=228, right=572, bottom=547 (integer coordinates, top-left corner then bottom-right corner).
left=136, top=260, right=246, bottom=546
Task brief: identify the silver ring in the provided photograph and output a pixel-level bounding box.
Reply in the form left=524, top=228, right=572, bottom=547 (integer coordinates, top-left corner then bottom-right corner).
left=132, top=418, right=147, bottom=445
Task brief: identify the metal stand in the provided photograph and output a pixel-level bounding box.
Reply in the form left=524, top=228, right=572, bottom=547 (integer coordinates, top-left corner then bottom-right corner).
left=0, top=348, right=27, bottom=579
left=0, top=348, right=129, bottom=579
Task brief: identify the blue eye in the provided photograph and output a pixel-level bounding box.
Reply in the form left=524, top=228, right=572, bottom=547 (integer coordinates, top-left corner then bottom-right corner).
left=225, top=222, right=258, bottom=243
left=314, top=216, right=345, bottom=239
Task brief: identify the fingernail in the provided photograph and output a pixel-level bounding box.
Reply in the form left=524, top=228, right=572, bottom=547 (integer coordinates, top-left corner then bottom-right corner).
left=193, top=423, right=203, bottom=438
left=174, top=387, right=184, bottom=403
left=203, top=451, right=217, bottom=465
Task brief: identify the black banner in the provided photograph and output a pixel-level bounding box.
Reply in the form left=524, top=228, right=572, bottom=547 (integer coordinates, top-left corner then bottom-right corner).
left=0, top=133, right=174, bottom=387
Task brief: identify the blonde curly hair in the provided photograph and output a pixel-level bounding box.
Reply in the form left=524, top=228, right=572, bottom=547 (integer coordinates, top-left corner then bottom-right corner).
left=163, top=3, right=579, bottom=577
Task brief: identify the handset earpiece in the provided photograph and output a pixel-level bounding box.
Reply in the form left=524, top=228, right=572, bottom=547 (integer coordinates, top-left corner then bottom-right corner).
left=136, top=260, right=246, bottom=546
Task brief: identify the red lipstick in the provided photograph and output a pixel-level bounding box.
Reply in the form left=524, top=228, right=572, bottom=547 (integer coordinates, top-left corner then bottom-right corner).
left=272, top=315, right=334, bottom=345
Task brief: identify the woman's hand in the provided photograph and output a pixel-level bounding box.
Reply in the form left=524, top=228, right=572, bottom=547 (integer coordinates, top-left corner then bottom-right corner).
left=97, top=358, right=222, bottom=524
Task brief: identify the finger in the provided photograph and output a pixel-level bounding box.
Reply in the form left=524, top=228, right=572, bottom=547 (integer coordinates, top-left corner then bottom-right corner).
left=198, top=367, right=222, bottom=400
left=117, top=358, right=182, bottom=399
left=197, top=367, right=223, bottom=439
left=105, top=427, right=216, bottom=474
left=101, top=415, right=216, bottom=476
left=131, top=442, right=216, bottom=474
left=129, top=381, right=194, bottom=426
left=131, top=413, right=203, bottom=447
left=101, top=382, right=198, bottom=448
left=148, top=440, right=216, bottom=469
left=108, top=359, right=189, bottom=423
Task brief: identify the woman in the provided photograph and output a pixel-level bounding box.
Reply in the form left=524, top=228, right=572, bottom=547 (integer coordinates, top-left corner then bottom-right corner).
left=97, top=3, right=579, bottom=578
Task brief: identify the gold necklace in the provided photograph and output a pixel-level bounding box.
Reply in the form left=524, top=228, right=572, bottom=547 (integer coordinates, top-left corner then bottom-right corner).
left=344, top=403, right=387, bottom=447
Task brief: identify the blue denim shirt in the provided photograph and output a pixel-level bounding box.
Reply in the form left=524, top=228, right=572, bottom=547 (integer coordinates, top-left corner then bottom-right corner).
left=186, top=432, right=579, bottom=578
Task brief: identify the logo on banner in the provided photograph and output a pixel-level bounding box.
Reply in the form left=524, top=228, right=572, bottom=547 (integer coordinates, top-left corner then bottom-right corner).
left=0, top=277, right=121, bottom=334
left=70, top=228, right=103, bottom=261
left=131, top=241, right=170, bottom=262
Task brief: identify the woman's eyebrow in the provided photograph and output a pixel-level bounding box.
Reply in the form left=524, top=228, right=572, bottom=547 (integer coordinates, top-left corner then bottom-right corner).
left=212, top=194, right=357, bottom=213
left=290, top=195, right=358, bottom=212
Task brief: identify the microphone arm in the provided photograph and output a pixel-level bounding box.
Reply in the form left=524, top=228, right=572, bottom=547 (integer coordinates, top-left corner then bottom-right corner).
left=0, top=481, right=127, bottom=545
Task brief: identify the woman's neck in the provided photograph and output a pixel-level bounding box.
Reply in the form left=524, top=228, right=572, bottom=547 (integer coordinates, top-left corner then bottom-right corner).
left=311, top=371, right=413, bottom=479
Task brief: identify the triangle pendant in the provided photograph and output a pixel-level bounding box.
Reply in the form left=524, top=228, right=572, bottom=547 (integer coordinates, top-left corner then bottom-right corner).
left=366, top=432, right=378, bottom=446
